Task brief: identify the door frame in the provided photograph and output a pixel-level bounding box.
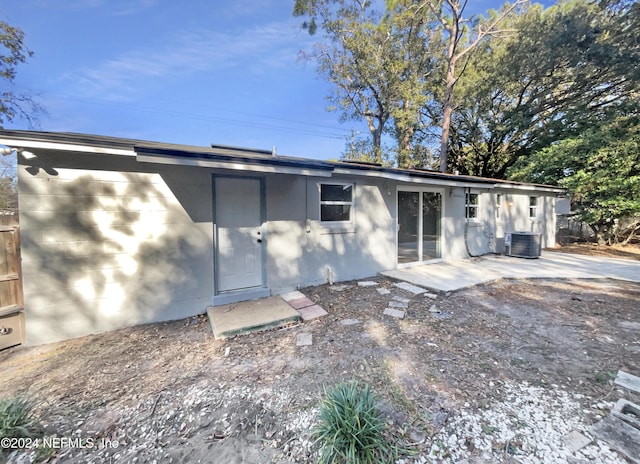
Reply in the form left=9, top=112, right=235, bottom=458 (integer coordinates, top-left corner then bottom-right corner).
left=212, top=175, right=269, bottom=304
left=396, top=186, right=445, bottom=268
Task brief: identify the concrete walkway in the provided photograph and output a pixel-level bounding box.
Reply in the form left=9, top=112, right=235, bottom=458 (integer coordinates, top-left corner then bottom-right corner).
left=381, top=252, right=640, bottom=293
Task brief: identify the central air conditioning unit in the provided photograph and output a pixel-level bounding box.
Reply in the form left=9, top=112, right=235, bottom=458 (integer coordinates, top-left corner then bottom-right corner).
left=505, top=232, right=541, bottom=258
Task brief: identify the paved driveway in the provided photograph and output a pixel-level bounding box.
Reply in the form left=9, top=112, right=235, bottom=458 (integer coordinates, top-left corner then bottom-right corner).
left=381, top=252, right=640, bottom=292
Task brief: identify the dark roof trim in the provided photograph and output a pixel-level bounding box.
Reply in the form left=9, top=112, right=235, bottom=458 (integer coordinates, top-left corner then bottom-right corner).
left=135, top=145, right=335, bottom=171
left=0, top=129, right=564, bottom=192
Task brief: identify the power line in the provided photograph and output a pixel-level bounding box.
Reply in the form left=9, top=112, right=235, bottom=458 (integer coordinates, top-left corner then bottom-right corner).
left=48, top=92, right=351, bottom=140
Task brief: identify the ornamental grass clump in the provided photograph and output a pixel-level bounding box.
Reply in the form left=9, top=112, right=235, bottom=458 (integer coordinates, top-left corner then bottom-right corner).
left=313, top=381, right=395, bottom=464
left=0, top=396, right=41, bottom=458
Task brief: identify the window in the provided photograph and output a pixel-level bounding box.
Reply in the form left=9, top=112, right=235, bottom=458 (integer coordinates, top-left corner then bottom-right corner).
left=529, top=196, right=538, bottom=218
left=496, top=194, right=502, bottom=219
left=465, top=192, right=478, bottom=219
left=320, top=183, right=353, bottom=222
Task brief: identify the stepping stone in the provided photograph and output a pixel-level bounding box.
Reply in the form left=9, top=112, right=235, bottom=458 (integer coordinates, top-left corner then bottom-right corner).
left=424, top=293, right=438, bottom=299
left=297, top=304, right=328, bottom=321
left=358, top=281, right=378, bottom=287
left=383, top=308, right=405, bottom=319
left=389, top=300, right=408, bottom=309
left=296, top=333, right=313, bottom=346
left=281, top=290, right=306, bottom=302
left=331, top=285, right=351, bottom=292
left=376, top=288, right=391, bottom=295
left=394, top=282, right=427, bottom=294
left=562, top=430, right=591, bottom=452
left=339, top=318, right=362, bottom=326
left=429, top=304, right=441, bottom=314
left=287, top=296, right=315, bottom=310
left=391, top=296, right=410, bottom=303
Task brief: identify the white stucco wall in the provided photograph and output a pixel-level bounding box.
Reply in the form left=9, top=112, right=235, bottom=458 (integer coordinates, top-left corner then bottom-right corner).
left=17, top=146, right=559, bottom=345
left=18, top=150, right=215, bottom=345
left=492, top=190, right=557, bottom=253
left=264, top=174, right=396, bottom=293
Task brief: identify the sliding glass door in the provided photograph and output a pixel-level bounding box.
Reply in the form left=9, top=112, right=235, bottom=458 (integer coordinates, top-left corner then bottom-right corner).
left=397, top=190, right=442, bottom=264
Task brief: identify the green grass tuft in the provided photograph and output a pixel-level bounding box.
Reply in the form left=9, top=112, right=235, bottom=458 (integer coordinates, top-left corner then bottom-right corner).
left=313, top=381, right=396, bottom=464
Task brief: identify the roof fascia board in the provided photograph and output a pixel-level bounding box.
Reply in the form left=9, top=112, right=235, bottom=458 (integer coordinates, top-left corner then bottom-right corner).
left=332, top=167, right=494, bottom=188
left=136, top=153, right=333, bottom=177
left=0, top=137, right=135, bottom=157
left=494, top=183, right=564, bottom=194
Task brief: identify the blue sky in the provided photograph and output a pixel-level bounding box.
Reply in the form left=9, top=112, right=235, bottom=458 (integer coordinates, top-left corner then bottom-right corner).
left=1, top=0, right=551, bottom=160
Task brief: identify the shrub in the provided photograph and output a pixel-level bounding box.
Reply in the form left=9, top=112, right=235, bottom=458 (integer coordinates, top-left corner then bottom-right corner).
left=313, top=381, right=395, bottom=464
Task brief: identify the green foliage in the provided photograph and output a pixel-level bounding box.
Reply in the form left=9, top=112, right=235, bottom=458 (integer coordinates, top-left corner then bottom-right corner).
left=313, top=381, right=395, bottom=464
left=512, top=115, right=640, bottom=244
left=450, top=0, right=640, bottom=177
left=0, top=396, right=42, bottom=458
left=294, top=0, right=439, bottom=167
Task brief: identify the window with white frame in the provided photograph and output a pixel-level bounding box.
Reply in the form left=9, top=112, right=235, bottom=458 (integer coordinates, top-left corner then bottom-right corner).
left=496, top=194, right=502, bottom=219
left=529, top=196, right=538, bottom=218
left=320, top=183, right=353, bottom=222
left=465, top=192, right=478, bottom=219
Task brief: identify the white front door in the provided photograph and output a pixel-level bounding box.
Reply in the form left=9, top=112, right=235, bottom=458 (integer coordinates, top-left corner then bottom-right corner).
left=215, top=177, right=264, bottom=292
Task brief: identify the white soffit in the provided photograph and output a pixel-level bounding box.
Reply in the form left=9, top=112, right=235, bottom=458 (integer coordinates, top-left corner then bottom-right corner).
left=495, top=183, right=564, bottom=194
left=0, top=138, right=136, bottom=157
left=136, top=152, right=333, bottom=177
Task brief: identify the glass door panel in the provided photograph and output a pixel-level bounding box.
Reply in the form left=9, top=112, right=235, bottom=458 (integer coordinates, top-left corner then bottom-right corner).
left=422, top=192, right=441, bottom=260
left=398, top=191, right=419, bottom=263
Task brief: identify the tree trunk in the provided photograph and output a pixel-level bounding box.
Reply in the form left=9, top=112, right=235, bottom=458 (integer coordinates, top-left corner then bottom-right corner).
left=439, top=84, right=454, bottom=172
left=439, top=17, right=458, bottom=173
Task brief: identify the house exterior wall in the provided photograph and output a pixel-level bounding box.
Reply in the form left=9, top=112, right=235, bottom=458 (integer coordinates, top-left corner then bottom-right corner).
left=18, top=150, right=216, bottom=345
left=17, top=146, right=559, bottom=345
left=492, top=190, right=557, bottom=253
left=264, top=174, right=396, bottom=293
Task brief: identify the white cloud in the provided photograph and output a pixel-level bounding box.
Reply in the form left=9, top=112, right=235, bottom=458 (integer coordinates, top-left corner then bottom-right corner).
left=61, top=20, right=312, bottom=101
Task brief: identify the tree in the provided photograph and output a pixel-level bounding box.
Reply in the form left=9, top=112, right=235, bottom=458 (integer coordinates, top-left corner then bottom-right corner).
left=294, top=0, right=436, bottom=167
left=412, top=0, right=529, bottom=172
left=512, top=115, right=640, bottom=245
left=448, top=0, right=640, bottom=178
left=1, top=21, right=39, bottom=128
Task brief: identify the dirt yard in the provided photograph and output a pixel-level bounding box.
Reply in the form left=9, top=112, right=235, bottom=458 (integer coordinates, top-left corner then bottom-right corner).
left=1, top=274, right=639, bottom=463
left=549, top=242, right=640, bottom=261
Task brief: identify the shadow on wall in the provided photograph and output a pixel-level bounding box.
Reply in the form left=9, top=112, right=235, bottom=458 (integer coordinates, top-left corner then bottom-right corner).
left=18, top=150, right=214, bottom=345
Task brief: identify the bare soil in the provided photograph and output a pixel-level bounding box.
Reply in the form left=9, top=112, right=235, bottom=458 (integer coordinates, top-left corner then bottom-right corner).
left=1, top=275, right=639, bottom=463
left=548, top=242, right=640, bottom=261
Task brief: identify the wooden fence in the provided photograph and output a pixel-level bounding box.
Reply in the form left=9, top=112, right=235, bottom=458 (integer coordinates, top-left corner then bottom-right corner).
left=0, top=210, right=24, bottom=350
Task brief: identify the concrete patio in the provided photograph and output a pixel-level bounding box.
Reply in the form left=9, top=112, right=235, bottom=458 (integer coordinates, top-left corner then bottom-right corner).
left=382, top=251, right=640, bottom=292
left=208, top=251, right=639, bottom=338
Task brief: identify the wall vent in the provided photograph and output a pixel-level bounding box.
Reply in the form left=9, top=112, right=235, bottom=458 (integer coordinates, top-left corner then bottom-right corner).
left=505, top=232, right=541, bottom=258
